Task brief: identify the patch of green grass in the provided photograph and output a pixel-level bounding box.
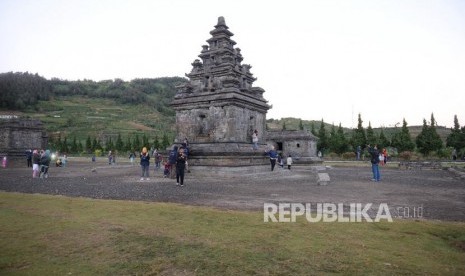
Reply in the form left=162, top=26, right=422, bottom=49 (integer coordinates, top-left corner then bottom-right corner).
left=21, top=95, right=175, bottom=142
left=0, top=192, right=464, bottom=275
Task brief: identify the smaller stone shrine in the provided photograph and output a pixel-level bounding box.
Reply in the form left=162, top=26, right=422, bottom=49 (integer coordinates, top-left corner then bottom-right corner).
left=172, top=16, right=271, bottom=166
left=266, top=130, right=319, bottom=164
left=0, top=115, right=48, bottom=157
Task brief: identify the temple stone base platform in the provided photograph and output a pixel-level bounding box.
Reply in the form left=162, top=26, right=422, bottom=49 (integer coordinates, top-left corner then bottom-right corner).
left=187, top=142, right=269, bottom=166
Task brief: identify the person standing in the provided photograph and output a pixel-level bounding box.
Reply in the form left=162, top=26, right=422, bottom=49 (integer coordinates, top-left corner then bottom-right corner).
left=32, top=149, right=40, bottom=178
left=287, top=154, right=293, bottom=170
left=452, top=148, right=457, bottom=161
left=129, top=152, right=135, bottom=166
left=368, top=144, right=381, bottom=182
left=26, top=150, right=32, bottom=167
left=140, top=147, right=150, bottom=181
left=176, top=148, right=187, bottom=186
left=252, top=130, right=259, bottom=150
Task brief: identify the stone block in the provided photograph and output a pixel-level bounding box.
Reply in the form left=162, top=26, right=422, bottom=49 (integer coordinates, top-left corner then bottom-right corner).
left=317, top=173, right=330, bottom=186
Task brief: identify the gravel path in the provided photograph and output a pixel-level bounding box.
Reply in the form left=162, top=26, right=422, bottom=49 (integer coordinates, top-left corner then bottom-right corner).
left=1, top=160, right=464, bottom=221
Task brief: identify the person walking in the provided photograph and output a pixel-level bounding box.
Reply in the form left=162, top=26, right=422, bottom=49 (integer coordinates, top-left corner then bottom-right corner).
left=140, top=147, right=150, bottom=181
left=368, top=144, right=381, bottom=182
left=287, top=154, right=293, bottom=170
left=267, top=146, right=278, bottom=171
left=176, top=148, right=187, bottom=186
left=39, top=150, right=51, bottom=179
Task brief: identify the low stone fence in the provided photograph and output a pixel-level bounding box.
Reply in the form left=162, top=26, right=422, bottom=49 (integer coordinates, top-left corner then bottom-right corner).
left=398, top=161, right=442, bottom=170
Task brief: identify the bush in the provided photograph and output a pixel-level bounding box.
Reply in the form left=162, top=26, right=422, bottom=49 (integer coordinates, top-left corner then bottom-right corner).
left=342, top=152, right=356, bottom=160
left=94, top=149, right=102, bottom=157
left=399, top=151, right=413, bottom=161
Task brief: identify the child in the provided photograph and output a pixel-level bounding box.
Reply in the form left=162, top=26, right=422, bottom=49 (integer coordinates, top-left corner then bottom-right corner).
left=287, top=154, right=293, bottom=170
left=163, top=161, right=170, bottom=178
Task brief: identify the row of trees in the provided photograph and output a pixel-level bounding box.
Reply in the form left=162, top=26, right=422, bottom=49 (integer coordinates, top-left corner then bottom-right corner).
left=313, top=113, right=465, bottom=158
left=49, top=133, right=172, bottom=155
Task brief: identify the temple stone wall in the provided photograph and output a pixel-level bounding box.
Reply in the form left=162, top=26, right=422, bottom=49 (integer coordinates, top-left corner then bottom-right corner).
left=0, top=117, right=48, bottom=156
left=175, top=105, right=266, bottom=144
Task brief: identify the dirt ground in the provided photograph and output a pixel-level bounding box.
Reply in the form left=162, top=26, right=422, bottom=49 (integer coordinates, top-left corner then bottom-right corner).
left=1, top=158, right=464, bottom=221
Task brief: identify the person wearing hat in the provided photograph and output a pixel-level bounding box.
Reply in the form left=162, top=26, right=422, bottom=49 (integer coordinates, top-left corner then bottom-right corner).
left=140, top=147, right=150, bottom=181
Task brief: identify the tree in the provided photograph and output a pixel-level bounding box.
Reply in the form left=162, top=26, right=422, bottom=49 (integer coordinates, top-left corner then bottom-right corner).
left=351, top=113, right=366, bottom=149
left=61, top=137, right=69, bottom=153
left=105, top=137, right=114, bottom=152
left=133, top=134, right=141, bottom=151
left=70, top=137, right=78, bottom=153
left=153, top=135, right=160, bottom=150
left=299, top=119, right=304, bottom=130
left=328, top=123, right=348, bottom=154
left=85, top=136, right=92, bottom=153
left=115, top=133, right=124, bottom=152
left=391, top=118, right=415, bottom=152
left=125, top=136, right=132, bottom=152
left=310, top=122, right=317, bottom=136
left=142, top=133, right=149, bottom=149
left=317, top=119, right=329, bottom=152
left=161, top=133, right=171, bottom=149
left=416, top=114, right=443, bottom=156
left=282, top=121, right=287, bottom=130
left=446, top=115, right=465, bottom=151
left=377, top=128, right=390, bottom=150
left=366, top=122, right=377, bottom=145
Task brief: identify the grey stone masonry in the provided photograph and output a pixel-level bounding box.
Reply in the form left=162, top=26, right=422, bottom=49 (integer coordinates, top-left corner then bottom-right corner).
left=0, top=116, right=48, bottom=157
left=171, top=17, right=271, bottom=166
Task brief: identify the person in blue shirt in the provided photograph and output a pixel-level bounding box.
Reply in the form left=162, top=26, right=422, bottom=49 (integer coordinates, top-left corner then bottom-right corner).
left=267, top=146, right=278, bottom=171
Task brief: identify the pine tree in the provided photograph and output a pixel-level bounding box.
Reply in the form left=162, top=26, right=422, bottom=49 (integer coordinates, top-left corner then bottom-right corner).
left=153, top=135, right=160, bottom=150
left=446, top=115, right=463, bottom=150
left=161, top=133, right=170, bottom=149
left=85, top=135, right=92, bottom=153
left=310, top=122, right=317, bottom=136
left=391, top=118, right=415, bottom=152
left=416, top=114, right=443, bottom=156
left=133, top=134, right=141, bottom=151
left=299, top=119, right=304, bottom=130
left=62, top=137, right=69, bottom=153
left=282, top=121, right=287, bottom=130
left=317, top=119, right=329, bottom=152
left=115, top=133, right=124, bottom=152
left=105, top=137, right=114, bottom=152
left=366, top=122, right=377, bottom=145
left=351, top=113, right=366, bottom=149
left=378, top=128, right=390, bottom=149
left=70, top=137, right=78, bottom=153
left=336, top=123, right=348, bottom=154
left=125, top=136, right=132, bottom=152
left=142, top=133, right=149, bottom=149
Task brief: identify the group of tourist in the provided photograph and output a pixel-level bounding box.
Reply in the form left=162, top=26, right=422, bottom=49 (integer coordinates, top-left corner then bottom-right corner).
left=138, top=139, right=189, bottom=186
left=25, top=149, right=52, bottom=178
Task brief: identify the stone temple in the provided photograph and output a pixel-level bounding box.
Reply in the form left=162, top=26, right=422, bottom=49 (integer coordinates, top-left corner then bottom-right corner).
left=172, top=16, right=271, bottom=166
left=172, top=16, right=319, bottom=166
left=0, top=116, right=48, bottom=157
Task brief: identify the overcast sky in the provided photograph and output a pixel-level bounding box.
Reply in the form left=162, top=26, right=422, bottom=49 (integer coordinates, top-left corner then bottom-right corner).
left=1, top=0, right=464, bottom=128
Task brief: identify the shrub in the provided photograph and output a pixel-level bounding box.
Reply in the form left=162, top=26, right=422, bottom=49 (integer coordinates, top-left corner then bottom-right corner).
left=342, top=152, right=356, bottom=160
left=94, top=149, right=102, bottom=157
left=399, top=151, right=412, bottom=161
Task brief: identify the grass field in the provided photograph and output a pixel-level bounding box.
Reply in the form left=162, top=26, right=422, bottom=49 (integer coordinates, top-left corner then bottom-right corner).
left=1, top=192, right=464, bottom=275
left=19, top=96, right=175, bottom=142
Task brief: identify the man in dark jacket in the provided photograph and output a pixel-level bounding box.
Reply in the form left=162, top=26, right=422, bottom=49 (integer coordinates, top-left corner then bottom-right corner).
left=176, top=149, right=187, bottom=186
left=367, top=144, right=381, bottom=182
